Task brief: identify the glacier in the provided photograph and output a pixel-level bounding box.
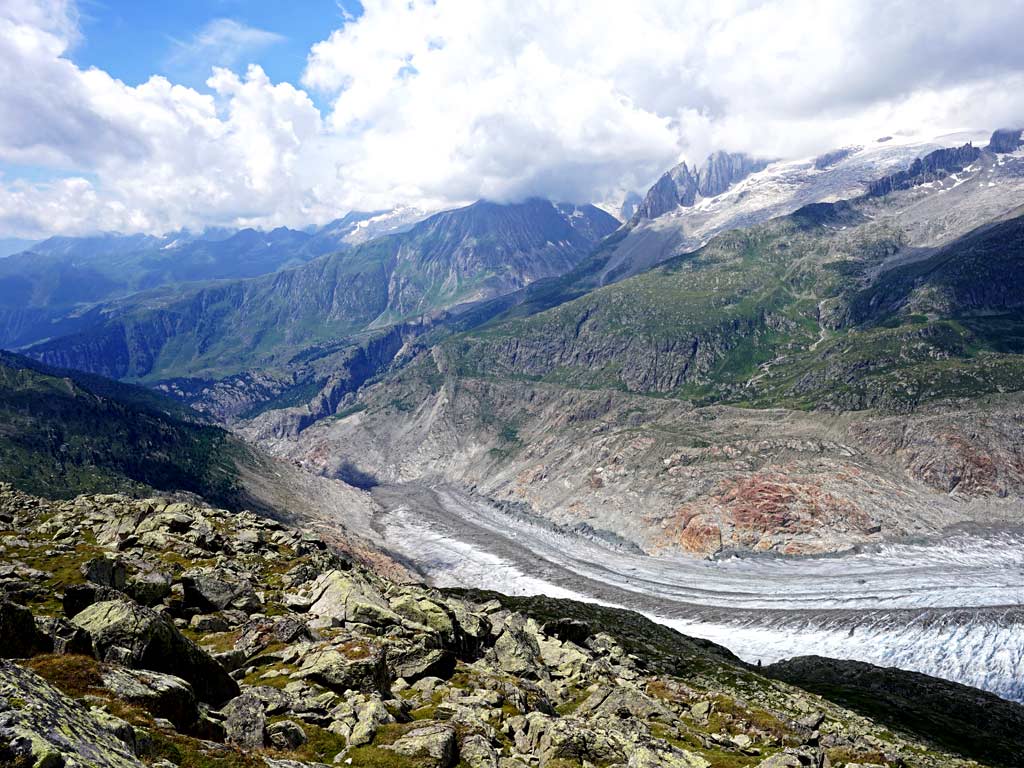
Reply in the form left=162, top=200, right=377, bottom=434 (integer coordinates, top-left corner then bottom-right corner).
left=372, top=483, right=1024, bottom=702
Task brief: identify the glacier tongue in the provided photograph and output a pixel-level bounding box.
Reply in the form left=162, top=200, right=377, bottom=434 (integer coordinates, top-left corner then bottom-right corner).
left=372, top=482, right=1024, bottom=702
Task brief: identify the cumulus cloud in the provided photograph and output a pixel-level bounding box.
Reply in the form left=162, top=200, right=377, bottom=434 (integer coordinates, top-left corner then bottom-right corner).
left=0, top=0, right=1023, bottom=237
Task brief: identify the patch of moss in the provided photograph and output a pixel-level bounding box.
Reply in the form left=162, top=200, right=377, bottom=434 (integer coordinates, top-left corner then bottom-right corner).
left=22, top=654, right=103, bottom=698
left=288, top=722, right=350, bottom=763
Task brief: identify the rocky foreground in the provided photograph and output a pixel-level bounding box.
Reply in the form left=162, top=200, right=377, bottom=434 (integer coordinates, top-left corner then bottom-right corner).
left=0, top=483, right=1020, bottom=768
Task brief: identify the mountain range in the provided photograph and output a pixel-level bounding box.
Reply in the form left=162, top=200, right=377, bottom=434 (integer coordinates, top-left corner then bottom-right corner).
left=0, top=128, right=1022, bottom=585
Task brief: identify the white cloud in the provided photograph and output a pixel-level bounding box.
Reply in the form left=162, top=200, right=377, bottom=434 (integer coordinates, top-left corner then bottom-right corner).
left=0, top=0, right=1023, bottom=237
left=164, top=18, right=285, bottom=80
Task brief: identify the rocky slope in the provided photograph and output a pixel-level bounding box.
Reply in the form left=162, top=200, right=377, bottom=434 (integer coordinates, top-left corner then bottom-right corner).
left=1, top=484, right=1017, bottom=768
left=264, top=364, right=1024, bottom=557
left=0, top=349, right=396, bottom=575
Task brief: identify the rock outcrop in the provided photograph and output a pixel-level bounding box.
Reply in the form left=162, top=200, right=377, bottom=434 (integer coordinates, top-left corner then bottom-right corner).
left=632, top=152, right=769, bottom=222
left=867, top=143, right=982, bottom=196
left=986, top=128, right=1023, bottom=154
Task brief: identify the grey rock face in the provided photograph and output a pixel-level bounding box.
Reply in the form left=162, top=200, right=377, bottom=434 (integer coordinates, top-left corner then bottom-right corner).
left=867, top=143, right=982, bottom=196
left=987, top=128, right=1023, bottom=153
left=633, top=151, right=768, bottom=222
left=697, top=151, right=769, bottom=197
left=633, top=163, right=698, bottom=220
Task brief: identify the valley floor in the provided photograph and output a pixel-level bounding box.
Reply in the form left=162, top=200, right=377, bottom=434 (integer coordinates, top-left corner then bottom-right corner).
left=370, top=482, right=1024, bottom=702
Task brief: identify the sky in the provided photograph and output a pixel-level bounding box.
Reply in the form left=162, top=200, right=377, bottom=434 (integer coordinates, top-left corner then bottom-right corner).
left=0, top=0, right=1023, bottom=239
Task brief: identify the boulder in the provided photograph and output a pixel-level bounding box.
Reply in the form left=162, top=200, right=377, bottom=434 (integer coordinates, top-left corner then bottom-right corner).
left=101, top=667, right=199, bottom=732
left=348, top=697, right=393, bottom=746
left=391, top=646, right=455, bottom=683
left=268, top=720, right=307, bottom=750
left=125, top=564, right=172, bottom=606
left=223, top=690, right=268, bottom=749
left=298, top=569, right=400, bottom=627
left=0, top=600, right=50, bottom=658
left=629, top=744, right=710, bottom=768
left=460, top=733, right=499, bottom=768
left=82, top=556, right=127, bottom=590
left=755, top=754, right=804, bottom=768
left=493, top=618, right=542, bottom=678
left=390, top=593, right=456, bottom=639
left=72, top=599, right=239, bottom=705
left=190, top=614, right=230, bottom=633
left=0, top=660, right=144, bottom=768
left=513, top=712, right=626, bottom=766
left=443, top=598, right=492, bottom=655
left=182, top=570, right=262, bottom=615
left=576, top=685, right=674, bottom=721
left=37, top=616, right=93, bottom=656
left=382, top=722, right=458, bottom=768
left=63, top=584, right=130, bottom=620
left=537, top=636, right=590, bottom=679
left=297, top=643, right=391, bottom=694
left=234, top=616, right=314, bottom=660
left=90, top=708, right=141, bottom=754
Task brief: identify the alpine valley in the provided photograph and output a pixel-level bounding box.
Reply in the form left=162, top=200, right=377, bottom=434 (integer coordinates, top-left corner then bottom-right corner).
left=4, top=126, right=1024, bottom=768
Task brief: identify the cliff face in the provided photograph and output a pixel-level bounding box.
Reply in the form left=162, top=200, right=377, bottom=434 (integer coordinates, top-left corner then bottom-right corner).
left=866, top=143, right=982, bottom=196
left=986, top=128, right=1023, bottom=153
left=631, top=152, right=769, bottom=223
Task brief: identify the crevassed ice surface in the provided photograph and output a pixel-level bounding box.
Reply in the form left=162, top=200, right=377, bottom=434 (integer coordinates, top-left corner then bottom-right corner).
left=372, top=483, right=1024, bottom=702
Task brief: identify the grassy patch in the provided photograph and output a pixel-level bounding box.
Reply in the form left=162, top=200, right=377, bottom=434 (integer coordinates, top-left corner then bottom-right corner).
left=22, top=654, right=103, bottom=698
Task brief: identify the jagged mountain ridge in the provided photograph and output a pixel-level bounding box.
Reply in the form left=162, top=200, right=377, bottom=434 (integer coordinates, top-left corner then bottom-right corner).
left=22, top=199, right=618, bottom=381
left=632, top=151, right=771, bottom=221
left=599, top=131, right=993, bottom=283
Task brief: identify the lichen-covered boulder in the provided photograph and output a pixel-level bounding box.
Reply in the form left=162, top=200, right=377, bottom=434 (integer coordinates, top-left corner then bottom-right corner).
left=101, top=666, right=198, bottom=732
left=629, top=744, right=711, bottom=768
left=0, top=660, right=144, bottom=768
left=297, top=642, right=391, bottom=694
left=296, top=569, right=400, bottom=627
left=223, top=690, right=267, bottom=749
left=82, top=556, right=127, bottom=590
left=493, top=617, right=543, bottom=678
left=72, top=599, right=238, bottom=705
left=267, top=719, right=307, bottom=750
left=382, top=722, right=458, bottom=768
